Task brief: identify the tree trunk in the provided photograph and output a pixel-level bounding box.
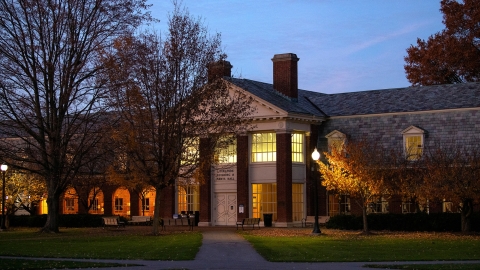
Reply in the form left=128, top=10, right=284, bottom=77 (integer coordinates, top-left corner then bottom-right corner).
left=461, top=198, right=473, bottom=233
left=41, top=193, right=60, bottom=233
left=362, top=205, right=369, bottom=233
left=152, top=188, right=163, bottom=236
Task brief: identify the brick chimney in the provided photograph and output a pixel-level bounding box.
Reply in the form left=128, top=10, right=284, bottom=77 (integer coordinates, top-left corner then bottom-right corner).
left=208, top=60, right=232, bottom=83
left=272, top=53, right=299, bottom=99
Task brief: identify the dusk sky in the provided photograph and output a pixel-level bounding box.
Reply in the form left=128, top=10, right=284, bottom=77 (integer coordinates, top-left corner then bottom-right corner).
left=148, top=1, right=445, bottom=94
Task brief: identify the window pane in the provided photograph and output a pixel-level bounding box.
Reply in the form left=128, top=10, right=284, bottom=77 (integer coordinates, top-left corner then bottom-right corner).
left=251, top=132, right=276, bottom=162
left=292, top=183, right=304, bottom=221
left=252, top=183, right=277, bottom=221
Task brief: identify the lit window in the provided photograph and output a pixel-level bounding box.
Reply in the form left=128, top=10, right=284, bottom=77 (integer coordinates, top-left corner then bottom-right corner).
left=178, top=185, right=200, bottom=212
left=367, top=196, right=389, bottom=213
left=215, top=136, right=237, bottom=163
left=115, top=198, right=123, bottom=211
left=90, top=198, right=99, bottom=212
left=140, top=198, right=148, bottom=211
left=252, top=183, right=277, bottom=221
left=291, top=133, right=304, bottom=163
left=443, top=199, right=454, bottom=213
left=251, top=133, right=276, bottom=162
left=65, top=198, right=75, bottom=211
left=181, top=137, right=200, bottom=164
left=402, top=126, right=425, bottom=161
left=325, top=130, right=346, bottom=153
left=328, top=193, right=350, bottom=216
left=292, top=184, right=304, bottom=221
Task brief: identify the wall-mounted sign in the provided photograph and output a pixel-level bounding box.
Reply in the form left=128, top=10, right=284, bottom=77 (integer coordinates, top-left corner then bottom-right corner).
left=213, top=167, right=236, bottom=181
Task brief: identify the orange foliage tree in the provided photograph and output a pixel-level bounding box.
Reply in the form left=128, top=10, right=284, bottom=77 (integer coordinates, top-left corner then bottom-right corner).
left=318, top=139, right=391, bottom=233
left=404, top=0, right=480, bottom=86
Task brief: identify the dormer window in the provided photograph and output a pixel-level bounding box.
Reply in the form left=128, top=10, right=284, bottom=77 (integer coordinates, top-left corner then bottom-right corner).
left=402, top=126, right=425, bottom=161
left=325, top=130, right=346, bottom=153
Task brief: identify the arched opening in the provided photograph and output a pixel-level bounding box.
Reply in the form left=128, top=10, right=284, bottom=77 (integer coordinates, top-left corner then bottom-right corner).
left=62, top=187, right=78, bottom=214
left=112, top=187, right=130, bottom=217
left=139, top=187, right=156, bottom=216
left=88, top=187, right=104, bottom=215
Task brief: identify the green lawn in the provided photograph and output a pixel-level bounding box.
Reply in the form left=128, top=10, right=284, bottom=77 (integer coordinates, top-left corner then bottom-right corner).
left=0, top=227, right=202, bottom=260
left=365, top=263, right=480, bottom=269
left=239, top=229, right=480, bottom=262
left=0, top=258, right=138, bottom=270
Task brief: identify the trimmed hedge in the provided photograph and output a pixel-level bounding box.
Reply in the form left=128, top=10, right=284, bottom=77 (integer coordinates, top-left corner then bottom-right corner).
left=326, top=212, right=480, bottom=232
left=9, top=214, right=128, bottom=228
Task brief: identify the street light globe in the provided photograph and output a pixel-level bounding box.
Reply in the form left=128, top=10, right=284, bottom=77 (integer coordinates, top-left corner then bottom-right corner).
left=311, top=148, right=320, bottom=161
left=0, top=164, right=7, bottom=172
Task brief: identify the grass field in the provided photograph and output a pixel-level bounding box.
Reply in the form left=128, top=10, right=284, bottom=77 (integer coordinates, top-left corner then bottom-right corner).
left=0, top=227, right=202, bottom=260
left=239, top=228, right=480, bottom=262
left=1, top=226, right=479, bottom=270
left=0, top=258, right=138, bottom=270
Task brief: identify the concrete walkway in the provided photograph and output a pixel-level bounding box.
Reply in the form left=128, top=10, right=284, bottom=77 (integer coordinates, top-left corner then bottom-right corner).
left=2, top=228, right=480, bottom=269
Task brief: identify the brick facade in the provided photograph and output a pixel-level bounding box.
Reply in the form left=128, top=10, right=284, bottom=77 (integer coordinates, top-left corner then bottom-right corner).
left=236, top=134, right=249, bottom=220
left=276, top=132, right=293, bottom=223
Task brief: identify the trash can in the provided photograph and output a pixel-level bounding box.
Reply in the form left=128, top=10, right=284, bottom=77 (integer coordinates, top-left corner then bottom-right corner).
left=263, top=213, right=273, bottom=227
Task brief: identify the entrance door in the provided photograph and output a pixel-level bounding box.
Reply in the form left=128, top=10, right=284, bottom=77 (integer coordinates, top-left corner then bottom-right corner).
left=215, top=193, right=237, bottom=226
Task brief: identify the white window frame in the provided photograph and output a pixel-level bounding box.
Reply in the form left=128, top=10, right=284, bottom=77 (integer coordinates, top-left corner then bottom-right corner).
left=325, top=130, right=346, bottom=153
left=215, top=136, right=237, bottom=164
left=251, top=132, right=276, bottom=163
left=291, top=133, right=304, bottom=163
left=402, top=126, right=425, bottom=161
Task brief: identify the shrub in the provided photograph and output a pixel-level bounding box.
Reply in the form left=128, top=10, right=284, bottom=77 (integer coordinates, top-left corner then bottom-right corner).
left=326, top=212, right=480, bottom=232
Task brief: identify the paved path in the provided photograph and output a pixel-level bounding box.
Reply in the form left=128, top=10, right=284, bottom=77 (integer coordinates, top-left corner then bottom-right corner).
left=2, top=228, right=480, bottom=269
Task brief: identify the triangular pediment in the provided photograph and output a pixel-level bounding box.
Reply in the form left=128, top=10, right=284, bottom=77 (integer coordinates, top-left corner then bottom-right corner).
left=228, top=83, right=288, bottom=119
left=325, top=130, right=346, bottom=139
left=402, top=125, right=424, bottom=135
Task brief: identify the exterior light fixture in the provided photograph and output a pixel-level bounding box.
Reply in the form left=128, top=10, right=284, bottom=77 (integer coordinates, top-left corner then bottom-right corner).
left=311, top=149, right=321, bottom=234
left=1, top=164, right=8, bottom=231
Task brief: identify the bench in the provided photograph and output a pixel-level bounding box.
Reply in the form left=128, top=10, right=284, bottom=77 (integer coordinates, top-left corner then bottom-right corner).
left=160, top=217, right=194, bottom=231
left=128, top=216, right=152, bottom=225
left=301, top=216, right=330, bottom=227
left=236, top=218, right=260, bottom=230
left=102, top=217, right=125, bottom=229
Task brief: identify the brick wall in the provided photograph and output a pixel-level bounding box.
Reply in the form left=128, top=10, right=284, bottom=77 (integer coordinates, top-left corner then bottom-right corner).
left=236, top=134, right=249, bottom=219
left=276, top=132, right=292, bottom=222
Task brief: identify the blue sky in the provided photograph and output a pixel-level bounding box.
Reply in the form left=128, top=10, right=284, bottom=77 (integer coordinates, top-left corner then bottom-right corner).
left=148, top=1, right=444, bottom=93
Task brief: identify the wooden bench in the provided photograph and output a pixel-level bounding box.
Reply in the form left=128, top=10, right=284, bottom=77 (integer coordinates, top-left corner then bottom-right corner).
left=128, top=216, right=152, bottom=225
left=301, top=216, right=330, bottom=227
left=102, top=217, right=125, bottom=229
left=160, top=217, right=194, bottom=231
left=236, top=218, right=260, bottom=230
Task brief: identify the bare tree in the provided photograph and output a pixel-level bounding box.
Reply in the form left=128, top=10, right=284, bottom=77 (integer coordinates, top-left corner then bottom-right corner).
left=102, top=3, right=255, bottom=235
left=388, top=148, right=429, bottom=213
left=0, top=0, right=151, bottom=233
left=423, top=145, right=480, bottom=233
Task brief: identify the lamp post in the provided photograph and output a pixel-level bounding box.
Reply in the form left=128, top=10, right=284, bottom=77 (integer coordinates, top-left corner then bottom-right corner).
left=1, top=164, right=7, bottom=231
left=311, top=148, right=321, bottom=234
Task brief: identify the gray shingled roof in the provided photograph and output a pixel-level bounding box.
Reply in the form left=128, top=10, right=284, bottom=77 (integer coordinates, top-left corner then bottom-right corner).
left=228, top=77, right=480, bottom=117
left=227, top=77, right=326, bottom=116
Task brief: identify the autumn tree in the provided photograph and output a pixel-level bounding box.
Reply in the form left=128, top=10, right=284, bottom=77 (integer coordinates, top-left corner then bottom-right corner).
left=102, top=2, right=255, bottom=235
left=423, top=145, right=480, bottom=233
left=404, top=0, right=480, bottom=86
left=0, top=0, right=151, bottom=233
left=1, top=170, right=46, bottom=216
left=318, top=139, right=390, bottom=233
left=387, top=149, right=429, bottom=213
